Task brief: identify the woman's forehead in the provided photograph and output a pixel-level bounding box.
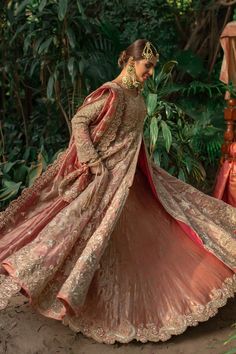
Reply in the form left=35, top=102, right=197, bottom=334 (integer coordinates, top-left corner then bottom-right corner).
left=146, top=58, right=158, bottom=67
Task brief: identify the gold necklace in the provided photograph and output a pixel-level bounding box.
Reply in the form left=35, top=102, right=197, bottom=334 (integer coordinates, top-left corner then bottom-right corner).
left=113, top=80, right=142, bottom=96
left=120, top=75, right=143, bottom=93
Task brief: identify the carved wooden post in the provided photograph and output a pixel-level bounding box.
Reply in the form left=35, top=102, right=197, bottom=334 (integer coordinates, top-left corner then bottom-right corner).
left=221, top=98, right=236, bottom=163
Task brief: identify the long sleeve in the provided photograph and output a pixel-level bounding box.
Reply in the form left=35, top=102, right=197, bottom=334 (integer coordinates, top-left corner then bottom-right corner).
left=71, top=93, right=108, bottom=164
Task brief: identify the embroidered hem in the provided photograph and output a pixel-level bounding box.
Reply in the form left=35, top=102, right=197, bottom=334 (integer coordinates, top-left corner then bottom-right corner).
left=63, top=274, right=236, bottom=344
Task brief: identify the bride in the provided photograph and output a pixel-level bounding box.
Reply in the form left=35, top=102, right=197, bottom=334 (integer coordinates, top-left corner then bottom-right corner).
left=0, top=39, right=235, bottom=344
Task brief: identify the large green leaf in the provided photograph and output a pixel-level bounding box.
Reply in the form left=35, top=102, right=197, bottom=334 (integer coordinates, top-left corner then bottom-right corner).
left=154, top=60, right=177, bottom=88
left=30, top=59, right=39, bottom=77
left=67, top=57, right=76, bottom=83
left=2, top=161, right=19, bottom=174
left=161, top=121, right=172, bottom=152
left=38, top=37, right=53, bottom=54
left=15, top=0, right=30, bottom=15
left=13, top=164, right=28, bottom=183
left=23, top=33, right=33, bottom=54
left=153, top=150, right=160, bottom=166
left=0, top=180, right=22, bottom=201
left=39, top=0, right=47, bottom=12
left=58, top=0, right=68, bottom=21
left=150, top=116, right=159, bottom=152
left=161, top=60, right=178, bottom=75
left=76, top=0, right=86, bottom=18
left=47, top=75, right=54, bottom=99
left=0, top=189, right=19, bottom=201
left=178, top=168, right=186, bottom=182
left=147, top=93, right=157, bottom=116
left=66, top=28, right=76, bottom=49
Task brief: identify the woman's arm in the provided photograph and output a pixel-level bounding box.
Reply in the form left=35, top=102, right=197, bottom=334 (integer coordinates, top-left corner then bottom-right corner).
left=71, top=94, right=108, bottom=172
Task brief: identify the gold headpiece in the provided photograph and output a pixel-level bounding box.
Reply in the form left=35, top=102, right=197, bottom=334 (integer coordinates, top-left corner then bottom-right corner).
left=142, top=41, right=159, bottom=61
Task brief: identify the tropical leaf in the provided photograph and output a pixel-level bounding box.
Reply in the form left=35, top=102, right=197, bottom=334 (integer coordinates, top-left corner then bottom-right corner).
left=150, top=116, right=159, bottom=152
left=47, top=75, right=54, bottom=99
left=67, top=57, right=76, bottom=83
left=15, top=0, right=30, bottom=15
left=58, top=0, right=68, bottom=21
left=39, top=0, right=47, bottom=12
left=0, top=180, right=22, bottom=201
left=161, top=121, right=172, bottom=152
left=66, top=28, right=76, bottom=49
left=38, top=37, right=53, bottom=54
left=147, top=93, right=157, bottom=116
left=76, top=0, right=86, bottom=18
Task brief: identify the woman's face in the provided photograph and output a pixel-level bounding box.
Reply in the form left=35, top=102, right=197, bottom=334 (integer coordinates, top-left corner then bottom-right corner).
left=134, top=57, right=157, bottom=83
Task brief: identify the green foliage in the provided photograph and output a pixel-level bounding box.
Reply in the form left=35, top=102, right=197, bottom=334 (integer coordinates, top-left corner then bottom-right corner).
left=176, top=50, right=205, bottom=79
left=0, top=145, right=61, bottom=208
left=81, top=0, right=179, bottom=59
left=144, top=61, right=224, bottom=187
left=144, top=61, right=196, bottom=183
left=223, top=324, right=236, bottom=354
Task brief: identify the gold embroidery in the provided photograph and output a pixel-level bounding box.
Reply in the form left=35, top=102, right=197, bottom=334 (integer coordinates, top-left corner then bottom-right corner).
left=72, top=94, right=109, bottom=163
left=152, top=165, right=236, bottom=269
left=63, top=274, right=236, bottom=344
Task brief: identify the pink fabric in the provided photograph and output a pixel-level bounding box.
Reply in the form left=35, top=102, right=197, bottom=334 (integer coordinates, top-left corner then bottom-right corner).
left=138, top=141, right=204, bottom=247
left=220, top=21, right=236, bottom=86
left=213, top=143, right=236, bottom=207
left=214, top=21, right=236, bottom=204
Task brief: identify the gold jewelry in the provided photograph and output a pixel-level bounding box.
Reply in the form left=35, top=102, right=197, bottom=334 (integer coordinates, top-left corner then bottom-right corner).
left=142, top=41, right=159, bottom=61
left=121, top=57, right=142, bottom=91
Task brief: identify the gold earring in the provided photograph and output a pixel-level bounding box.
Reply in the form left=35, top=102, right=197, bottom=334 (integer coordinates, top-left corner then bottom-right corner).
left=122, top=58, right=135, bottom=89
left=122, top=57, right=142, bottom=90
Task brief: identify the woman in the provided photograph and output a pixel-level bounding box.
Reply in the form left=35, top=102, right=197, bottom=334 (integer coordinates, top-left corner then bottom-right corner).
left=0, top=39, right=235, bottom=344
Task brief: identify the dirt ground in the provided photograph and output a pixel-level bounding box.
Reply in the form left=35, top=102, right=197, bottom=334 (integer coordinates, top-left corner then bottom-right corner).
left=0, top=294, right=235, bottom=354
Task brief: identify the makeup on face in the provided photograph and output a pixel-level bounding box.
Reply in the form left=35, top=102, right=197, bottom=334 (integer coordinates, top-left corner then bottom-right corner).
left=135, top=58, right=157, bottom=82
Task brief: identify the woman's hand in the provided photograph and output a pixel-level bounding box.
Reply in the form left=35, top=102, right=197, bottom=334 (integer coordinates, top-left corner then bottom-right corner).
left=88, top=159, right=106, bottom=175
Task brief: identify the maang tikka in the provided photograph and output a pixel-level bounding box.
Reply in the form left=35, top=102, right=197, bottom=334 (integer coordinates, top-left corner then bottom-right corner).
left=142, top=41, right=159, bottom=62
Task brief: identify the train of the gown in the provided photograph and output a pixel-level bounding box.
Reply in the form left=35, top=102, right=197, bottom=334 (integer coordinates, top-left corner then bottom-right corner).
left=138, top=141, right=236, bottom=271
left=62, top=168, right=236, bottom=343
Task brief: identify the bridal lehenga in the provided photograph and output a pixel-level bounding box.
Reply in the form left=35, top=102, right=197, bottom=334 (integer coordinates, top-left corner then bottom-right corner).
left=0, top=82, right=235, bottom=344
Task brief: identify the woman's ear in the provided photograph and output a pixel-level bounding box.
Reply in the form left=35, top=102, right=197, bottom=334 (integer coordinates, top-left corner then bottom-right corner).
left=127, top=56, right=135, bottom=65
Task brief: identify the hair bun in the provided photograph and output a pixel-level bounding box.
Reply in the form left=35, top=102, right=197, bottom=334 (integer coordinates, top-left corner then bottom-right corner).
left=118, top=50, right=127, bottom=68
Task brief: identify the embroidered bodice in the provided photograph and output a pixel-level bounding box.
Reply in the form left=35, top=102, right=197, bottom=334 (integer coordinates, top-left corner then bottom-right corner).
left=71, top=82, right=147, bottom=170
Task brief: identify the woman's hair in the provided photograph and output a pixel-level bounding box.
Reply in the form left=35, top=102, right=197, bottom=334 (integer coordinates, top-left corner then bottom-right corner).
left=118, top=39, right=158, bottom=68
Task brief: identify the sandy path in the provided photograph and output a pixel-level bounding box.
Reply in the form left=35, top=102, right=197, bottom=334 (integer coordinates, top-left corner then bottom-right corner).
left=0, top=294, right=235, bottom=354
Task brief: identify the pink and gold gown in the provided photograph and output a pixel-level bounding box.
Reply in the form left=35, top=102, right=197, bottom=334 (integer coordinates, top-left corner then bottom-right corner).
left=0, top=82, right=235, bottom=344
